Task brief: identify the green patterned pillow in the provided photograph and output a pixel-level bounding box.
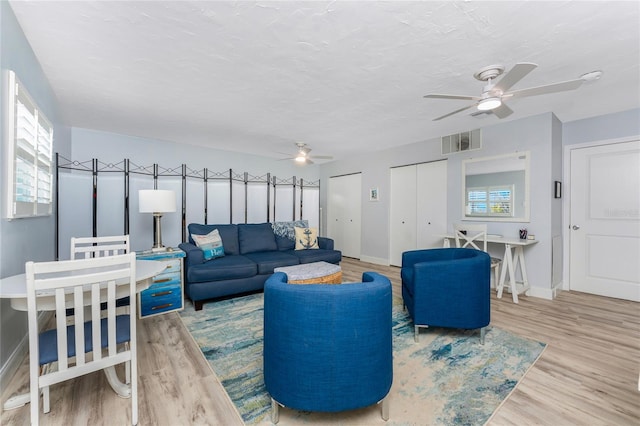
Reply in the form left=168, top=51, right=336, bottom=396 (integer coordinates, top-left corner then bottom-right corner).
left=192, top=229, right=225, bottom=260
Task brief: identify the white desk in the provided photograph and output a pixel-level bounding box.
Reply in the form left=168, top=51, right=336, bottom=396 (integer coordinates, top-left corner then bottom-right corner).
left=442, top=235, right=538, bottom=303
left=0, top=259, right=166, bottom=410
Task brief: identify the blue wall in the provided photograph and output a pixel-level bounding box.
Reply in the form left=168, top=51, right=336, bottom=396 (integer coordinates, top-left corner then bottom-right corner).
left=563, top=108, right=640, bottom=146
left=0, top=1, right=70, bottom=387
left=320, top=109, right=637, bottom=298
left=320, top=112, right=559, bottom=296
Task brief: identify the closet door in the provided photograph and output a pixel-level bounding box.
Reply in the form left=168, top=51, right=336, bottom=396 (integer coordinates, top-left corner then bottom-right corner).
left=389, top=165, right=417, bottom=266
left=416, top=160, right=448, bottom=249
left=328, top=173, right=362, bottom=259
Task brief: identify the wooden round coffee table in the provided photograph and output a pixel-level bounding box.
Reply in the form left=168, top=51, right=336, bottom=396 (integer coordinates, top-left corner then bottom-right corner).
left=274, top=261, right=342, bottom=284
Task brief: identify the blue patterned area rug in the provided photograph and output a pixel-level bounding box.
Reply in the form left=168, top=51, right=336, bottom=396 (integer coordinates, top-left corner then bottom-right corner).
left=179, top=293, right=545, bottom=425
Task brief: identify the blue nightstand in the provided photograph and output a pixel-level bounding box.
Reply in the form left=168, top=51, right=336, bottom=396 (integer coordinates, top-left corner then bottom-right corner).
left=136, top=249, right=186, bottom=318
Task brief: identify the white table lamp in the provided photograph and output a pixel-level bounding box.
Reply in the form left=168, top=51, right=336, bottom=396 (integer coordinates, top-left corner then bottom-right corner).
left=139, top=189, right=176, bottom=252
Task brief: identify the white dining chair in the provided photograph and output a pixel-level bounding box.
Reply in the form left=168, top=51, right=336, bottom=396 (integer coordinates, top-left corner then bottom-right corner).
left=71, top=235, right=131, bottom=311
left=70, top=234, right=132, bottom=380
left=26, top=253, right=138, bottom=425
left=70, top=235, right=130, bottom=259
left=453, top=223, right=502, bottom=289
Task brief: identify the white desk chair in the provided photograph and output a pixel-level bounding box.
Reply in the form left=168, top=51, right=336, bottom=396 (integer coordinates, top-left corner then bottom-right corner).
left=453, top=224, right=502, bottom=289
left=26, top=253, right=138, bottom=425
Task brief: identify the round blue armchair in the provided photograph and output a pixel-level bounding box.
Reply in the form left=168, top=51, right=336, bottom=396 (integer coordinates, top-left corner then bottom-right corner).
left=263, top=271, right=393, bottom=423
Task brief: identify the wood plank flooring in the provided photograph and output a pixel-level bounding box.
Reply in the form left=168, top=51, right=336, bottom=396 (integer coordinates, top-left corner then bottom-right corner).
left=2, top=257, right=639, bottom=425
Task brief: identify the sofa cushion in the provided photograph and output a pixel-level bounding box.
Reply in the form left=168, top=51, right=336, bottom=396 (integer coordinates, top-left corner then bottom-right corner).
left=275, top=235, right=295, bottom=251
left=189, top=224, right=239, bottom=255
left=243, top=251, right=300, bottom=275
left=238, top=223, right=278, bottom=254
left=187, top=255, right=257, bottom=283
left=191, top=229, right=225, bottom=260
left=287, top=249, right=342, bottom=265
left=294, top=226, right=319, bottom=250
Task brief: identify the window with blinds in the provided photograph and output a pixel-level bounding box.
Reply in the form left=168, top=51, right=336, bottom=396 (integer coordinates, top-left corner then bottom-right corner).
left=4, top=70, right=53, bottom=219
left=466, top=185, right=514, bottom=217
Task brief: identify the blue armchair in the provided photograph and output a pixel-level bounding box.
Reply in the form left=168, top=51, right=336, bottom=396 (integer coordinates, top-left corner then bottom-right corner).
left=401, top=248, right=491, bottom=344
left=263, top=271, right=393, bottom=423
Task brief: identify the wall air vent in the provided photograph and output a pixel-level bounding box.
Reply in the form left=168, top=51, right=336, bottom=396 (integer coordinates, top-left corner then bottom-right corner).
left=441, top=129, right=481, bottom=155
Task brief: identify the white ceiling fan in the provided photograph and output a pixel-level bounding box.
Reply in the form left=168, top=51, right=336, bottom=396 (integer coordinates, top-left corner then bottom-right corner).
left=424, top=62, right=601, bottom=121
left=281, top=142, right=333, bottom=165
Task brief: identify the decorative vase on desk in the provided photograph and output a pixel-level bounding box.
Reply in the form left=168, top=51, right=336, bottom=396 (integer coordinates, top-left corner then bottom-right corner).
left=519, top=229, right=528, bottom=240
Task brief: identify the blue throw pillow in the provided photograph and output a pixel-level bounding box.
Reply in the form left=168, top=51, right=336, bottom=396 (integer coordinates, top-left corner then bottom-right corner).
left=191, top=229, right=225, bottom=261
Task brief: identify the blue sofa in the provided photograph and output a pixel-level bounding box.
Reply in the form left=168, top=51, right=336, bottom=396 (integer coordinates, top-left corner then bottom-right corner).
left=178, top=222, right=342, bottom=310
left=401, top=248, right=490, bottom=343
left=263, top=271, right=393, bottom=422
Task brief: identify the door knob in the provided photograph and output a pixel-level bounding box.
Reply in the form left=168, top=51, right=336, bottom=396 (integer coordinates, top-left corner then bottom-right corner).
left=572, top=225, right=580, bottom=230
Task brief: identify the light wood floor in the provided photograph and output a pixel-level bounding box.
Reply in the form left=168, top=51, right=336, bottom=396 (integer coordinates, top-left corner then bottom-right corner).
left=2, top=257, right=639, bottom=425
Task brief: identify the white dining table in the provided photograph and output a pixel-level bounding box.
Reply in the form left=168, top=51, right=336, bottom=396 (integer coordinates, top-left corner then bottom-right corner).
left=0, top=259, right=166, bottom=411
left=441, top=235, right=538, bottom=303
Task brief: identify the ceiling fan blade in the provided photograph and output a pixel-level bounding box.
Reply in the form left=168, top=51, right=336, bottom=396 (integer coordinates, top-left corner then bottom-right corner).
left=505, top=78, right=584, bottom=99
left=433, top=103, right=477, bottom=121
left=313, top=155, right=333, bottom=160
left=494, top=62, right=537, bottom=93
left=305, top=158, right=314, bottom=165
left=424, top=93, right=480, bottom=101
left=492, top=103, right=513, bottom=119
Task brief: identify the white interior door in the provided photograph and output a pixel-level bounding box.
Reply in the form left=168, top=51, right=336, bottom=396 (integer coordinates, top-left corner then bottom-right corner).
left=389, top=165, right=417, bottom=266
left=327, top=174, right=362, bottom=258
left=569, top=140, right=640, bottom=301
left=417, top=160, right=448, bottom=249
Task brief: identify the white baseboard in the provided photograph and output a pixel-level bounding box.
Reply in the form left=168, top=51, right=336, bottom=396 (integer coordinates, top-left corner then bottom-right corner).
left=357, top=255, right=389, bottom=266
left=0, top=333, right=28, bottom=393
left=527, top=285, right=557, bottom=300
left=1, top=311, right=52, bottom=392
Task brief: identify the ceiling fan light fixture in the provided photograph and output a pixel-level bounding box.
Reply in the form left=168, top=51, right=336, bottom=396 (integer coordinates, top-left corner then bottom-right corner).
left=295, top=155, right=306, bottom=163
left=477, top=97, right=502, bottom=111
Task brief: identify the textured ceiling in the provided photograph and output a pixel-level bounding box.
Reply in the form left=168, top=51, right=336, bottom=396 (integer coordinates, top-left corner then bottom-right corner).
left=8, top=1, right=640, bottom=162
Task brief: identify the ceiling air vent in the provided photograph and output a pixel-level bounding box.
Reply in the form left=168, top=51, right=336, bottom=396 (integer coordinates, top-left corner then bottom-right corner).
left=441, top=129, right=481, bottom=155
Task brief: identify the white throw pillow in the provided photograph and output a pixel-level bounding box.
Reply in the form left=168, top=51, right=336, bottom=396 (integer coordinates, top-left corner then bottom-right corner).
left=192, top=229, right=225, bottom=260
left=294, top=226, right=319, bottom=250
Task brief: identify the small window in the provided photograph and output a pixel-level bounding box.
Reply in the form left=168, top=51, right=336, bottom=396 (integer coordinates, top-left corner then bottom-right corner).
left=466, top=185, right=514, bottom=217
left=3, top=71, right=53, bottom=219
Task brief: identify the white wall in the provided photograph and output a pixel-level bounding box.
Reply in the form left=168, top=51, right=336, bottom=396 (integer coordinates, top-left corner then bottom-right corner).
left=64, top=128, right=321, bottom=251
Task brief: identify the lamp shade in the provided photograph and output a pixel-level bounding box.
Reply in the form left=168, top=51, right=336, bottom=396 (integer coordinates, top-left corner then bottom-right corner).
left=139, top=190, right=176, bottom=213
